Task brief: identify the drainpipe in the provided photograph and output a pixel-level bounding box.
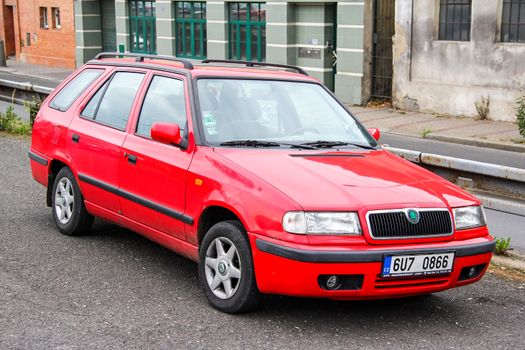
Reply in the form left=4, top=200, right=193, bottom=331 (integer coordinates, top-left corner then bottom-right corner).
left=15, top=0, right=22, bottom=60
left=408, top=0, right=414, bottom=82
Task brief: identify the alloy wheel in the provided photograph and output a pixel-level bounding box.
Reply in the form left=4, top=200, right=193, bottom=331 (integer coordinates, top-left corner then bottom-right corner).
left=54, top=177, right=75, bottom=225
left=204, top=237, right=242, bottom=299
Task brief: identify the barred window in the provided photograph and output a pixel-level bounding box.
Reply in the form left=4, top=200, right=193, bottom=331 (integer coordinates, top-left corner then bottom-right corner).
left=501, top=0, right=525, bottom=43
left=438, top=0, right=472, bottom=41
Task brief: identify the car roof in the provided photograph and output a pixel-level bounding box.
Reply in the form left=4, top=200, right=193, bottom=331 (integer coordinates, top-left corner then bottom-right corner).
left=88, top=57, right=318, bottom=82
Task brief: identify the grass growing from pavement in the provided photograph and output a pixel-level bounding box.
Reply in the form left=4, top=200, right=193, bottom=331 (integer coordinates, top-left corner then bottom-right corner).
left=0, top=106, right=31, bottom=136
left=494, top=237, right=512, bottom=256
left=475, top=96, right=490, bottom=120
left=517, top=93, right=525, bottom=138
left=421, top=127, right=432, bottom=138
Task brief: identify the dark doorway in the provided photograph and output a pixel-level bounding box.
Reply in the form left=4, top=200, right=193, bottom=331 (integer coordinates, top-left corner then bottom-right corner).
left=3, top=6, right=16, bottom=56
left=371, top=0, right=394, bottom=99
left=101, top=0, right=117, bottom=52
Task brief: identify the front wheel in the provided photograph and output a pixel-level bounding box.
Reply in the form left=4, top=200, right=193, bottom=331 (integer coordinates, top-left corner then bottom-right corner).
left=51, top=167, right=94, bottom=236
left=198, top=221, right=260, bottom=313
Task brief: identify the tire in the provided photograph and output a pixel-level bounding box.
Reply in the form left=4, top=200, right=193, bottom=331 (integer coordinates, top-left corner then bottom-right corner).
left=198, top=220, right=261, bottom=313
left=51, top=167, right=94, bottom=236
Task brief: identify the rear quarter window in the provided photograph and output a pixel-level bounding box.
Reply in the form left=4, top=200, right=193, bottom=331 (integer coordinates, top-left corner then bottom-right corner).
left=49, top=68, right=104, bottom=112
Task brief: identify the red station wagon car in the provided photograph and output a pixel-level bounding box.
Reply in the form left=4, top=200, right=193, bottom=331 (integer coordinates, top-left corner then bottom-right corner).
left=29, top=53, right=495, bottom=313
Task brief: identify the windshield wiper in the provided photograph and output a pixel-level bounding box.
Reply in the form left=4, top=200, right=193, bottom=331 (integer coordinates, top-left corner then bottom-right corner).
left=219, top=140, right=317, bottom=150
left=299, top=140, right=376, bottom=150
left=220, top=140, right=280, bottom=147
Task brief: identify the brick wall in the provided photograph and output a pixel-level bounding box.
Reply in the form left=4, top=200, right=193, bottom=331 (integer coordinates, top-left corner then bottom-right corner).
left=0, top=0, right=75, bottom=68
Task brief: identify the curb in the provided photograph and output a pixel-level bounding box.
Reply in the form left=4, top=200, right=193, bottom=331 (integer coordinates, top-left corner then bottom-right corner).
left=491, top=252, right=525, bottom=275
left=426, top=134, right=525, bottom=154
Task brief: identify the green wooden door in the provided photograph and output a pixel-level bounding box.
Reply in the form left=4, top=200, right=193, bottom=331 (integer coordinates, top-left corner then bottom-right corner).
left=129, top=0, right=156, bottom=54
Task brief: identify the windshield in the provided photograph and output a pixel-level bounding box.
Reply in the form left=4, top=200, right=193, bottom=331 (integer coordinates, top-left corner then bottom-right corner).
left=196, top=79, right=378, bottom=148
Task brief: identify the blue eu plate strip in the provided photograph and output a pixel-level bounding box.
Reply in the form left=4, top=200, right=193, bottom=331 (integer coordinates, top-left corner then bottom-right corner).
left=383, top=256, right=392, bottom=274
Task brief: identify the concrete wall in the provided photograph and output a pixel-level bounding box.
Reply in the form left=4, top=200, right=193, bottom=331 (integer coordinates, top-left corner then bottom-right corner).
left=393, top=0, right=525, bottom=122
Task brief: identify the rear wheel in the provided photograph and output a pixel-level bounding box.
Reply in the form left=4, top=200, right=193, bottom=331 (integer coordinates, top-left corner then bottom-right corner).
left=198, top=220, right=260, bottom=313
left=51, top=167, right=94, bottom=236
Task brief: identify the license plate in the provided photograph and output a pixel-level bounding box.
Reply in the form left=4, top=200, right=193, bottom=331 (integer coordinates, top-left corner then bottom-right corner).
left=381, top=252, right=455, bottom=278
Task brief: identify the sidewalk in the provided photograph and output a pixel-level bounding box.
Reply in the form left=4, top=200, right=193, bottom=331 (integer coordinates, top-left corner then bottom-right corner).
left=351, top=105, right=525, bottom=153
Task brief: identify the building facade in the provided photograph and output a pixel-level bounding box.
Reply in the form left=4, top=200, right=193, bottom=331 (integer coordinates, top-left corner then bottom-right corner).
left=3, top=0, right=522, bottom=118
left=0, top=0, right=75, bottom=68
left=74, top=0, right=370, bottom=105
left=393, top=0, right=525, bottom=121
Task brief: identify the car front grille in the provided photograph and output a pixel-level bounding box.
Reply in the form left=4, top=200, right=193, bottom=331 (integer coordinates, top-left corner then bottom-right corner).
left=367, top=209, right=453, bottom=239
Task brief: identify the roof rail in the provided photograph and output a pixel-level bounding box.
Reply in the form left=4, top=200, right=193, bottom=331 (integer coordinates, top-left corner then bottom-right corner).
left=93, top=52, right=194, bottom=69
left=200, top=59, right=308, bottom=76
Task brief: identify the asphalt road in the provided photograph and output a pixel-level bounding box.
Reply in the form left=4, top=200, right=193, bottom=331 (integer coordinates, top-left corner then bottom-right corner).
left=381, top=133, right=525, bottom=169
left=1, top=135, right=524, bottom=349
left=485, top=209, right=525, bottom=252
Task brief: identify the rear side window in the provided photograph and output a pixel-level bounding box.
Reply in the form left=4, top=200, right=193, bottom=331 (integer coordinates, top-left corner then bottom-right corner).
left=49, top=69, right=103, bottom=111
left=136, top=76, right=187, bottom=138
left=81, top=72, right=145, bottom=130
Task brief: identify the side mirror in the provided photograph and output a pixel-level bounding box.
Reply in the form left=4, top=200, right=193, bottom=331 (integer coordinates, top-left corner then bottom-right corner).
left=367, top=127, right=381, bottom=141
left=151, top=122, right=187, bottom=149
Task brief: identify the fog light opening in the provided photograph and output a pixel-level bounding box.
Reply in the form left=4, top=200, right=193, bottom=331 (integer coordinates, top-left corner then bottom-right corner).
left=459, top=264, right=486, bottom=281
left=318, top=275, right=364, bottom=291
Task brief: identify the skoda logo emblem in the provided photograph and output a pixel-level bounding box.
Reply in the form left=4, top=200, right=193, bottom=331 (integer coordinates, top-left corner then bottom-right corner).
left=406, top=209, right=420, bottom=224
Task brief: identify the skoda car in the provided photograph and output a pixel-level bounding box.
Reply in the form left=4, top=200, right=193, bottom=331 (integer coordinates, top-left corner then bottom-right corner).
left=28, top=53, right=494, bottom=313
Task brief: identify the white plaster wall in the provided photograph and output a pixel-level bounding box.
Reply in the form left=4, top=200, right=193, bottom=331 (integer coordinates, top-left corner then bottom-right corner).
left=393, top=0, right=525, bottom=121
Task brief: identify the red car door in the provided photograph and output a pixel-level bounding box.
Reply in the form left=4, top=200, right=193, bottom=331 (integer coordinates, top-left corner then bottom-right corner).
left=68, top=69, right=147, bottom=213
left=119, top=72, right=194, bottom=241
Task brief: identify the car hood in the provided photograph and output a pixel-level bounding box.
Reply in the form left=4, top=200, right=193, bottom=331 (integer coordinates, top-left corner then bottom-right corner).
left=213, top=148, right=478, bottom=211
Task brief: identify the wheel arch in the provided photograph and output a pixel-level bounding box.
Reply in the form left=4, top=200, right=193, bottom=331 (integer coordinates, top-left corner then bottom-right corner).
left=197, top=205, right=247, bottom=247
left=46, top=159, right=69, bottom=207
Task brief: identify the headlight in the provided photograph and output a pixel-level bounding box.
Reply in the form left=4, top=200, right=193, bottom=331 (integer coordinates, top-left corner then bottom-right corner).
left=453, top=206, right=486, bottom=230
left=282, top=211, right=362, bottom=235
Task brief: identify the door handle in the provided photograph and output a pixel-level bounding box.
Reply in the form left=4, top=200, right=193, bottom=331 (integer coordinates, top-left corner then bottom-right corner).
left=72, top=134, right=80, bottom=143
left=127, top=154, right=137, bottom=165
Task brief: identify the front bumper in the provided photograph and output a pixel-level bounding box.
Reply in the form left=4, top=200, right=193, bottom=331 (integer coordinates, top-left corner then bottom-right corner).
left=250, top=234, right=494, bottom=299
